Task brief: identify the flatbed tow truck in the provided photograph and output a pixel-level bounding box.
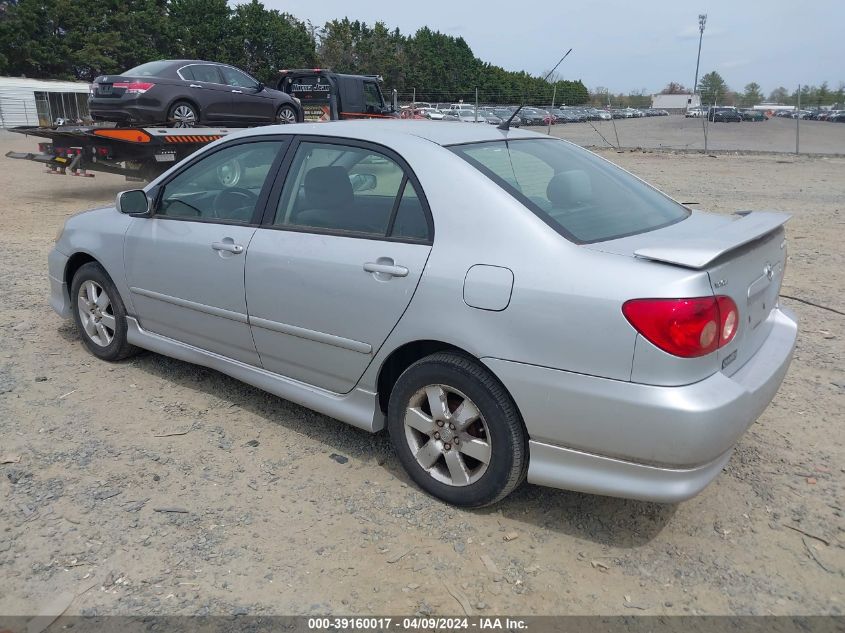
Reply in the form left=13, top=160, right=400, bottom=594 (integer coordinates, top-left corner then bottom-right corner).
left=6, top=125, right=237, bottom=181
left=5, top=68, right=398, bottom=181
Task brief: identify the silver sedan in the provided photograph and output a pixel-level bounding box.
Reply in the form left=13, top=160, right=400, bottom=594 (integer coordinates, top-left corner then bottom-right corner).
left=49, top=121, right=797, bottom=507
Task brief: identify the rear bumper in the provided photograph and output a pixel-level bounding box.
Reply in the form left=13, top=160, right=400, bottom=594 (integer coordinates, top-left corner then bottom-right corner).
left=484, top=306, right=797, bottom=502
left=89, top=98, right=164, bottom=124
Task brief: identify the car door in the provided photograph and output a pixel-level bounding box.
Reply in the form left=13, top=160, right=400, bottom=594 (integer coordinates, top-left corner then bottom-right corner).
left=245, top=138, right=434, bottom=393
left=124, top=138, right=288, bottom=364
left=219, top=65, right=274, bottom=122
left=178, top=64, right=233, bottom=122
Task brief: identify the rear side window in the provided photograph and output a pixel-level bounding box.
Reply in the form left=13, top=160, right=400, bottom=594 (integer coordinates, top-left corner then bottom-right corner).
left=451, top=139, right=689, bottom=243
left=273, top=141, right=431, bottom=241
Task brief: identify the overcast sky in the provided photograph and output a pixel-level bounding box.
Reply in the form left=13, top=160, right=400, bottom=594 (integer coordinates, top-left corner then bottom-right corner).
left=262, top=0, right=842, bottom=95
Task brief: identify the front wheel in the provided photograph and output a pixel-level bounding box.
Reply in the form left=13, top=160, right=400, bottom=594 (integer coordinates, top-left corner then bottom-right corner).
left=70, top=262, right=138, bottom=362
left=387, top=352, right=528, bottom=507
left=276, top=104, right=298, bottom=124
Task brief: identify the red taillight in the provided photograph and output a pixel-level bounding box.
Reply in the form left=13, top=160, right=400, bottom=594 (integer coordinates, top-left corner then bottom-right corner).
left=113, top=81, right=155, bottom=94
left=622, top=296, right=739, bottom=358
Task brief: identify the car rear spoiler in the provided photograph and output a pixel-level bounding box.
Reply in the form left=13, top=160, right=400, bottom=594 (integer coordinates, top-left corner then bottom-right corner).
left=634, top=211, right=791, bottom=269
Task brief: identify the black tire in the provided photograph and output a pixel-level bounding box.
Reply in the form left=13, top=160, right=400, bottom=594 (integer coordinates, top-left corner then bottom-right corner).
left=70, top=262, right=138, bottom=362
left=167, top=100, right=199, bottom=127
left=276, top=104, right=298, bottom=124
left=387, top=352, right=528, bottom=507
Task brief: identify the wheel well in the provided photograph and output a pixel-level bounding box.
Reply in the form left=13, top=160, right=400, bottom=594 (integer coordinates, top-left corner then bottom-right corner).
left=376, top=340, right=467, bottom=414
left=65, top=252, right=98, bottom=288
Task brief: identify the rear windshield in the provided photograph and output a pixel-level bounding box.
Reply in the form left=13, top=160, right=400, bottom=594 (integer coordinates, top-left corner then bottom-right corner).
left=450, top=139, right=689, bottom=243
left=123, top=61, right=173, bottom=77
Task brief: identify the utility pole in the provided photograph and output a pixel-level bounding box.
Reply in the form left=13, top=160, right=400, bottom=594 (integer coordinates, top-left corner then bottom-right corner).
left=693, top=14, right=707, bottom=96
left=547, top=84, right=557, bottom=135
left=796, top=84, right=800, bottom=155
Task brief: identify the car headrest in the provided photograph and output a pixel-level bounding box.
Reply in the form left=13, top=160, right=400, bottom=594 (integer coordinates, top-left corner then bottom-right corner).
left=547, top=170, right=592, bottom=208
left=304, top=166, right=353, bottom=209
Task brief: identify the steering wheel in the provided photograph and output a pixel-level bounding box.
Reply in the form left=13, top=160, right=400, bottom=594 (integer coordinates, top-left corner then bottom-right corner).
left=211, top=187, right=259, bottom=220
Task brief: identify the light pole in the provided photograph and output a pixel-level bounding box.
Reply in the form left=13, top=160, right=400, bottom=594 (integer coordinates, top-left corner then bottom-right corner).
left=693, top=14, right=707, bottom=96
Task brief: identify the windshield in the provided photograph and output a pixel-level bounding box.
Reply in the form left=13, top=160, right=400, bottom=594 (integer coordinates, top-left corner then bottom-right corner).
left=123, top=61, right=172, bottom=77
left=450, top=139, right=689, bottom=243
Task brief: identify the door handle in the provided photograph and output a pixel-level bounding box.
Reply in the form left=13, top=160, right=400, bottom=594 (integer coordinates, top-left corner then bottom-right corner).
left=212, top=241, right=244, bottom=254
left=189, top=84, right=203, bottom=89
left=363, top=262, right=408, bottom=277
left=231, top=89, right=243, bottom=94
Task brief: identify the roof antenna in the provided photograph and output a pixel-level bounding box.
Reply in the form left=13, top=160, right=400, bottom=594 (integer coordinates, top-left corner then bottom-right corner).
left=499, top=48, right=573, bottom=131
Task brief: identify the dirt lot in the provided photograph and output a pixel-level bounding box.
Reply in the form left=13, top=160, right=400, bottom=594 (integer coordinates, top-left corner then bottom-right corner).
left=536, top=115, right=845, bottom=154
left=0, top=131, right=843, bottom=618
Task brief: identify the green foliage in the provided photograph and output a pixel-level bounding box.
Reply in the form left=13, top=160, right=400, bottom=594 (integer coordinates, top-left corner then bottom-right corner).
left=697, top=71, right=728, bottom=105
left=768, top=86, right=789, bottom=104
left=169, top=0, right=231, bottom=62
left=740, top=82, right=763, bottom=107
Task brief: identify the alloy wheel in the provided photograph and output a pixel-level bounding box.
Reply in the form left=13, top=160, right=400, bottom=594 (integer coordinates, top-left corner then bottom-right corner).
left=77, top=280, right=115, bottom=347
left=276, top=106, right=297, bottom=124
left=170, top=104, right=197, bottom=127
left=403, top=384, right=491, bottom=486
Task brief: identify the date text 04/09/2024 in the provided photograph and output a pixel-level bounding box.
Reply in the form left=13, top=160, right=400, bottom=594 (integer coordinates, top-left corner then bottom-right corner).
left=306, top=617, right=528, bottom=630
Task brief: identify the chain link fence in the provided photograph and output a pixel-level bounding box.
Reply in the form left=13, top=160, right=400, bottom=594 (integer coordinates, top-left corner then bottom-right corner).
left=393, top=88, right=845, bottom=155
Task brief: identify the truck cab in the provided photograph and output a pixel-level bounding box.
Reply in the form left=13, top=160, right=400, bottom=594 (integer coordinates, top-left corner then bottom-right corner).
left=277, top=70, right=397, bottom=122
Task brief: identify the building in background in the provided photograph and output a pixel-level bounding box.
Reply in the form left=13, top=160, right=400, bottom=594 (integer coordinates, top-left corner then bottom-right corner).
left=0, top=77, right=90, bottom=128
left=651, top=93, right=701, bottom=114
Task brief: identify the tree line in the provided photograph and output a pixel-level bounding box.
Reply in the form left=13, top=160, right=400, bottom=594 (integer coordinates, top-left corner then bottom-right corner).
left=0, top=0, right=590, bottom=105
left=658, top=73, right=845, bottom=108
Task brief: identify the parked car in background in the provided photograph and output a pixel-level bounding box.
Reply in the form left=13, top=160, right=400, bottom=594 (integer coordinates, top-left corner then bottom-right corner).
left=685, top=108, right=706, bottom=118
left=518, top=108, right=547, bottom=126
left=89, top=60, right=303, bottom=127
left=419, top=108, right=445, bottom=120
left=51, top=121, right=797, bottom=507
left=708, top=107, right=742, bottom=122
left=740, top=109, right=767, bottom=122
left=491, top=108, right=521, bottom=126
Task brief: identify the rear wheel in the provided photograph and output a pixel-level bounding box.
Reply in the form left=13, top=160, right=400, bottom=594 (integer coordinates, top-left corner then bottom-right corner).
left=168, top=101, right=198, bottom=127
left=70, top=262, right=138, bottom=362
left=276, top=104, right=298, bottom=124
left=387, top=352, right=527, bottom=507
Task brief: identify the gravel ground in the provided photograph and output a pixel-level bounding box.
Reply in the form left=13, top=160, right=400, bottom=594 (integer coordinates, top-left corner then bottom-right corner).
left=0, top=131, right=843, bottom=618
left=525, top=115, right=845, bottom=154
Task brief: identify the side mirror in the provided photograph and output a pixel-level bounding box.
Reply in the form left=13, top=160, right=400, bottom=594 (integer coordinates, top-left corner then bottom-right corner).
left=255, top=82, right=264, bottom=92
left=349, top=173, right=377, bottom=193
left=116, top=189, right=150, bottom=215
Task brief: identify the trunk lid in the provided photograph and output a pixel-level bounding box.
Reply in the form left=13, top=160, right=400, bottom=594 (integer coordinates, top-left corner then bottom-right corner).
left=588, top=210, right=789, bottom=375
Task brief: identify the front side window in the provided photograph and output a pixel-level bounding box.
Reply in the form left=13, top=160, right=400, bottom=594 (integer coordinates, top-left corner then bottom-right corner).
left=220, top=66, right=259, bottom=89
left=274, top=141, right=429, bottom=241
left=157, top=141, right=283, bottom=223
left=450, top=139, right=689, bottom=244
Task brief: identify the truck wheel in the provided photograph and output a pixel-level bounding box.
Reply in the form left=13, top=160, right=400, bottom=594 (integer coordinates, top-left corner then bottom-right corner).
left=168, top=101, right=198, bottom=127
left=276, top=105, right=298, bottom=124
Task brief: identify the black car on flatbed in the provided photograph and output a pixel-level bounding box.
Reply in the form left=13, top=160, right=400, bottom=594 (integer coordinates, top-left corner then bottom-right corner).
left=89, top=60, right=303, bottom=127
